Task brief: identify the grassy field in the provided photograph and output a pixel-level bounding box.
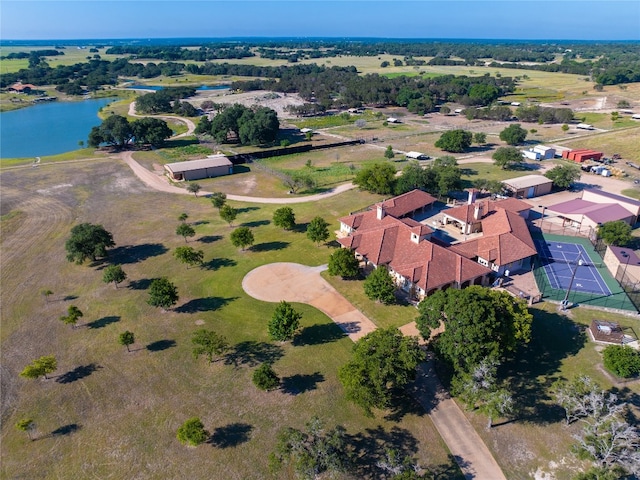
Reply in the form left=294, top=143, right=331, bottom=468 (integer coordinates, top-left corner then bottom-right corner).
left=3, top=45, right=640, bottom=479
left=0, top=159, right=459, bottom=479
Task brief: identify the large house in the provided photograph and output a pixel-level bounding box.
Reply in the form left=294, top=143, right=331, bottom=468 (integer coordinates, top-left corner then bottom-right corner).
left=442, top=194, right=536, bottom=275
left=442, top=194, right=531, bottom=235
left=338, top=190, right=492, bottom=300
left=448, top=207, right=537, bottom=276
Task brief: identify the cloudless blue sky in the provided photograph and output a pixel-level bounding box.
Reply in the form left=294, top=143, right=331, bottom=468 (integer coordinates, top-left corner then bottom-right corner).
left=1, top=1, right=638, bottom=41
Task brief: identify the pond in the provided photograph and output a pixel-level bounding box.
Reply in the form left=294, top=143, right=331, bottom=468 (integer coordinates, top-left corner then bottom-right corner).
left=0, top=98, right=115, bottom=159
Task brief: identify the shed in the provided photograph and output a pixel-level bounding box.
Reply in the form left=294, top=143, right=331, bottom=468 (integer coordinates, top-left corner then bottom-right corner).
left=406, top=151, right=429, bottom=160
left=532, top=145, right=556, bottom=160
left=164, top=154, right=233, bottom=181
left=386, top=117, right=400, bottom=123
left=522, top=150, right=541, bottom=161
left=603, top=246, right=640, bottom=283
left=300, top=128, right=313, bottom=134
left=502, top=174, right=553, bottom=198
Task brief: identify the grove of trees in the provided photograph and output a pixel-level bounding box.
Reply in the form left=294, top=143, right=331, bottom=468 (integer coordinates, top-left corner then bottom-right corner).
left=88, top=115, right=172, bottom=149
left=197, top=103, right=280, bottom=145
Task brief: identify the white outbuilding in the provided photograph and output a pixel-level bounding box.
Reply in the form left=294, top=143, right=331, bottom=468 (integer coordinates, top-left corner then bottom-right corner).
left=405, top=151, right=429, bottom=160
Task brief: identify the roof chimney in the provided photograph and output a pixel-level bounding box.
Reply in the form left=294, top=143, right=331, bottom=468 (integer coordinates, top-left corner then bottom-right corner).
left=467, top=189, right=478, bottom=205
left=376, top=204, right=385, bottom=220
left=474, top=203, right=483, bottom=221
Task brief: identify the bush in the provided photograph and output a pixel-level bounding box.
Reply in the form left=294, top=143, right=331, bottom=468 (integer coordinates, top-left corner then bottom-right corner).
left=603, top=345, right=640, bottom=378
left=253, top=363, right=280, bottom=391
left=176, top=418, right=209, bottom=446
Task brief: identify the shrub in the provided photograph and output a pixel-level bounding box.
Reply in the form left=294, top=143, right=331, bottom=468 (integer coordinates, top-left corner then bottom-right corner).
left=253, top=363, right=280, bottom=391
left=603, top=345, right=640, bottom=378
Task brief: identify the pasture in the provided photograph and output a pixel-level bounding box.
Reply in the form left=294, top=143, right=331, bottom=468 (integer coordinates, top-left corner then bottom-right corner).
left=0, top=157, right=458, bottom=479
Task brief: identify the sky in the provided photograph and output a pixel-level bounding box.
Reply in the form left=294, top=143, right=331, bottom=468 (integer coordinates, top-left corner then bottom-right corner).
left=1, top=1, right=639, bottom=41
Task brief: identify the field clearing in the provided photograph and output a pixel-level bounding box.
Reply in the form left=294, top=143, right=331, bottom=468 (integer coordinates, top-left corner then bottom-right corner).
left=0, top=159, right=457, bottom=479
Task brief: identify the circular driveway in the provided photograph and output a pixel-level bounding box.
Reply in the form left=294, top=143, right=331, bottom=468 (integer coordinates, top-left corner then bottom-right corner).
left=242, top=262, right=376, bottom=341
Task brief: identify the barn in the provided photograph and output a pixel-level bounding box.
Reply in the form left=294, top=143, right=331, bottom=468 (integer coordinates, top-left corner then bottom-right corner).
left=502, top=175, right=553, bottom=198
left=164, top=154, right=233, bottom=181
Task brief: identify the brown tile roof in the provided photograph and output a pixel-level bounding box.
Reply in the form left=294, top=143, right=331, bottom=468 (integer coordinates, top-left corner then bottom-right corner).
left=449, top=209, right=536, bottom=266
left=444, top=198, right=531, bottom=223
left=338, top=212, right=490, bottom=291
left=377, top=189, right=436, bottom=218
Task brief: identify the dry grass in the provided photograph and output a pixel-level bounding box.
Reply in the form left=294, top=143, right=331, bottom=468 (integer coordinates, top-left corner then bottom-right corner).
left=0, top=159, right=454, bottom=479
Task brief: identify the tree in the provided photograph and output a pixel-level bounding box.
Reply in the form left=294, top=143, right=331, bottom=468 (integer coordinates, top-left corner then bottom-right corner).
left=186, top=182, right=201, bottom=197
left=65, top=223, right=115, bottom=264
left=20, top=355, right=57, bottom=380
left=384, top=145, right=395, bottom=159
left=272, top=207, right=296, bottom=230
left=479, top=389, right=514, bottom=429
left=434, top=129, right=472, bottom=153
left=176, top=223, right=196, bottom=242
left=178, top=212, right=189, bottom=222
left=499, top=124, right=527, bottom=145
left=492, top=146, right=524, bottom=169
left=597, top=221, right=632, bottom=247
left=269, top=417, right=349, bottom=479
left=339, top=328, right=425, bottom=416
left=59, top=305, right=83, bottom=329
left=544, top=164, right=581, bottom=189
left=191, top=329, right=229, bottom=363
left=130, top=117, right=172, bottom=147
left=210, top=192, right=226, bottom=210
left=603, top=345, right=640, bottom=378
left=102, top=264, right=127, bottom=288
left=119, top=331, right=135, bottom=352
left=473, top=132, right=487, bottom=144
left=176, top=418, right=209, bottom=447
left=87, top=115, right=133, bottom=149
left=306, top=216, right=330, bottom=246
left=328, top=248, right=360, bottom=279
left=253, top=363, right=280, bottom=391
left=573, top=407, right=640, bottom=475
left=440, top=105, right=451, bottom=115
left=219, top=204, right=237, bottom=226
left=363, top=266, right=396, bottom=304
left=230, top=226, right=254, bottom=251
left=617, top=100, right=631, bottom=109
left=552, top=375, right=617, bottom=425
left=562, top=124, right=570, bottom=133
left=147, top=277, right=179, bottom=310
left=268, top=301, right=302, bottom=342
left=41, top=289, right=53, bottom=303
left=16, top=418, right=36, bottom=441
left=173, top=246, right=204, bottom=268
left=354, top=119, right=367, bottom=129
left=417, top=286, right=532, bottom=375
left=353, top=163, right=397, bottom=194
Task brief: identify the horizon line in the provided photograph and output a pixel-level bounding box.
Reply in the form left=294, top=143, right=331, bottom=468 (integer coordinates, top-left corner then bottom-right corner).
left=2, top=36, right=639, bottom=43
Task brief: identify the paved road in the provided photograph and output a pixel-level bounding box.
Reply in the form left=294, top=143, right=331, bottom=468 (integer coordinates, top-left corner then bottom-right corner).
left=242, top=262, right=507, bottom=480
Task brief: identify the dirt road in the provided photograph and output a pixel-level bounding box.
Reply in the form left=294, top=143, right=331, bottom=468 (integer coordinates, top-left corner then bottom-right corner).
left=242, top=262, right=507, bottom=480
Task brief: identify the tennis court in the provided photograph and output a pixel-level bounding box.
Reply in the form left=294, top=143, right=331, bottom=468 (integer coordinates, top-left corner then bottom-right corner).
left=534, top=240, right=611, bottom=296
